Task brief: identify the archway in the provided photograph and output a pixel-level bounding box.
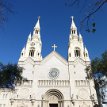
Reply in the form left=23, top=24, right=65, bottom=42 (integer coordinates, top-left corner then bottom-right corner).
left=43, top=89, right=64, bottom=107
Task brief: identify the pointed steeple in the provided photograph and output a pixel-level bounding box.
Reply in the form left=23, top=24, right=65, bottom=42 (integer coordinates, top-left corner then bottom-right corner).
left=70, top=16, right=77, bottom=35
left=84, top=47, right=88, bottom=53
left=68, top=17, right=90, bottom=62
left=79, top=33, right=83, bottom=41
left=79, top=33, right=82, bottom=38
left=32, top=16, right=41, bottom=39
left=27, top=32, right=32, bottom=41
left=34, top=16, right=40, bottom=30
left=71, top=16, right=77, bottom=29
left=84, top=46, right=90, bottom=61
left=22, top=47, right=25, bottom=52
left=20, top=47, right=26, bottom=58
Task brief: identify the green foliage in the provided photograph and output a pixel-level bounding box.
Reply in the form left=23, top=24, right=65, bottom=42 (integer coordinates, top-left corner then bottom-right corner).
left=86, top=51, right=107, bottom=79
left=0, top=63, right=23, bottom=88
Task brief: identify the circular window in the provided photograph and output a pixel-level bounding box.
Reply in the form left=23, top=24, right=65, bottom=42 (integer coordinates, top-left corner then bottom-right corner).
left=49, top=68, right=59, bottom=79
left=31, top=42, right=35, bottom=46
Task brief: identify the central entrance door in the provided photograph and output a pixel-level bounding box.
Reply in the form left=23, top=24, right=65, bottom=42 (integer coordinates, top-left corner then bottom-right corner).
left=49, top=104, right=58, bottom=107
left=43, top=89, right=64, bottom=107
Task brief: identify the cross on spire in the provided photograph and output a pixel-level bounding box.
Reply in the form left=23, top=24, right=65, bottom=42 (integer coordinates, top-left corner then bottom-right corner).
left=52, top=44, right=57, bottom=51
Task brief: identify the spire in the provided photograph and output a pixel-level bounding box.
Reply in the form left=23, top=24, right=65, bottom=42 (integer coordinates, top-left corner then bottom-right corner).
left=19, top=16, right=42, bottom=62
left=33, top=16, right=41, bottom=36
left=79, top=33, right=83, bottom=41
left=79, top=33, right=82, bottom=39
left=34, top=16, right=40, bottom=30
left=70, top=16, right=77, bottom=35
left=22, top=47, right=25, bottom=52
left=71, top=16, right=77, bottom=29
left=84, top=47, right=88, bottom=53
left=28, top=32, right=32, bottom=41
left=84, top=46, right=90, bottom=61
left=21, top=47, right=26, bottom=57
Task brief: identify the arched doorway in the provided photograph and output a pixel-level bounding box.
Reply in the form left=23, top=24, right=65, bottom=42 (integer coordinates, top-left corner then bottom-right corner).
left=43, top=89, right=64, bottom=107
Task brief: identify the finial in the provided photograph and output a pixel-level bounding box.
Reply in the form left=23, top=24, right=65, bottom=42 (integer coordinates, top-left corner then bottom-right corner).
left=71, top=16, right=74, bottom=20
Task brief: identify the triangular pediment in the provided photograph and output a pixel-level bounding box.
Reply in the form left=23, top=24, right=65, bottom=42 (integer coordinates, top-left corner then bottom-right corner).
left=41, top=51, right=68, bottom=65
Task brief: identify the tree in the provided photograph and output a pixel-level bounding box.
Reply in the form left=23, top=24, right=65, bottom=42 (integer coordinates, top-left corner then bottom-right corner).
left=86, top=51, right=107, bottom=106
left=0, top=63, right=23, bottom=89
left=0, top=0, right=13, bottom=26
left=65, top=0, right=107, bottom=32
left=86, top=51, right=107, bottom=78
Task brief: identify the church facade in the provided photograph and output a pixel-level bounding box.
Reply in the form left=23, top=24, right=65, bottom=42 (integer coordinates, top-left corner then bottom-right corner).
left=0, top=17, right=98, bottom=107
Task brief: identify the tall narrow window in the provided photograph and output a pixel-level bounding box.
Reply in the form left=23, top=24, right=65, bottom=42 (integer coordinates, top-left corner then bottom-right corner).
left=74, top=30, right=75, bottom=34
left=74, top=47, right=80, bottom=57
left=69, top=53, right=71, bottom=57
left=86, top=53, right=88, bottom=57
left=29, top=50, right=35, bottom=57
left=72, top=30, right=76, bottom=34
left=36, top=30, right=39, bottom=34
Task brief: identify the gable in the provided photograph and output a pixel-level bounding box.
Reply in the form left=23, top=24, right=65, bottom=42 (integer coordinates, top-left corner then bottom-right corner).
left=42, top=51, right=68, bottom=65
left=34, top=51, right=69, bottom=80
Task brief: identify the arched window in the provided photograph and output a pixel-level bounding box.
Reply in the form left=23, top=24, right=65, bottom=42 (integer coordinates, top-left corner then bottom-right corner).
left=74, top=30, right=75, bottom=34
left=35, top=30, right=39, bottom=34
left=29, top=50, right=35, bottom=57
left=72, top=30, right=76, bottom=34
left=83, top=52, right=85, bottom=57
left=69, top=53, right=71, bottom=57
left=86, top=53, right=88, bottom=57
left=74, top=47, right=80, bottom=57
left=84, top=52, right=88, bottom=57
left=38, top=53, right=40, bottom=56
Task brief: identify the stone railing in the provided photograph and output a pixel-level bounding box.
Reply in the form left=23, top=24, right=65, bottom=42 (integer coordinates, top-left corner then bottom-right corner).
left=75, top=80, right=89, bottom=87
left=38, top=80, right=70, bottom=87
left=17, top=80, right=33, bottom=87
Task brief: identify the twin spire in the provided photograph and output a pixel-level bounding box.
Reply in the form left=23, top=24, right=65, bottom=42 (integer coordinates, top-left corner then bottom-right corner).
left=19, top=16, right=90, bottom=62
left=31, top=16, right=79, bottom=39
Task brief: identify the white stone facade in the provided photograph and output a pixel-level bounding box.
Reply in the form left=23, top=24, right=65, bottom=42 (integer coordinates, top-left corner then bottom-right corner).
left=0, top=17, right=98, bottom=107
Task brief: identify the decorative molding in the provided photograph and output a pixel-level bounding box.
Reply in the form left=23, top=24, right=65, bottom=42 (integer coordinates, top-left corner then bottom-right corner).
left=38, top=80, right=70, bottom=87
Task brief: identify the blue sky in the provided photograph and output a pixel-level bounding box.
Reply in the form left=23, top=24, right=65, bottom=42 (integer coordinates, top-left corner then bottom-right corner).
left=0, top=0, right=107, bottom=64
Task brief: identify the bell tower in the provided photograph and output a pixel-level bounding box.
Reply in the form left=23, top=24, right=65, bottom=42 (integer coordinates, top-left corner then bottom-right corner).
left=19, top=17, right=42, bottom=62
left=68, top=16, right=90, bottom=62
